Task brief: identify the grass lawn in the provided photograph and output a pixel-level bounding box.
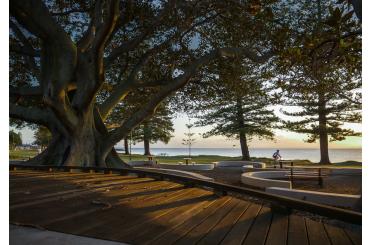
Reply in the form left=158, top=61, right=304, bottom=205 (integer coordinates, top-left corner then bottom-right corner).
left=9, top=149, right=361, bottom=168
left=9, top=149, right=39, bottom=160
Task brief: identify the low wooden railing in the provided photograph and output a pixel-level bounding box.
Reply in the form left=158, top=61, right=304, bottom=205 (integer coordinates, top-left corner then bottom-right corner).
left=9, top=163, right=362, bottom=225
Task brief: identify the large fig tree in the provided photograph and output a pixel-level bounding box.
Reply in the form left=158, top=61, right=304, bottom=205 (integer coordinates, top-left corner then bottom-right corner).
left=9, top=0, right=276, bottom=167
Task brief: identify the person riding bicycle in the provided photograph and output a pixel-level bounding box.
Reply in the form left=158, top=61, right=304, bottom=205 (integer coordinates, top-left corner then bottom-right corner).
left=272, top=149, right=282, bottom=168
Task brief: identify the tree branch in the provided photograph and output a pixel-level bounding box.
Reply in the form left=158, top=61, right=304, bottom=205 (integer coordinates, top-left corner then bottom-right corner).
left=92, top=0, right=120, bottom=54
left=103, top=0, right=176, bottom=67
left=10, top=103, right=50, bottom=126
left=10, top=0, right=74, bottom=46
left=99, top=37, right=177, bottom=119
left=10, top=86, right=42, bottom=97
left=101, top=45, right=273, bottom=153
left=10, top=44, right=40, bottom=57
left=10, top=20, right=41, bottom=78
left=51, top=7, right=93, bottom=16
left=11, top=0, right=77, bottom=113
left=98, top=81, right=135, bottom=120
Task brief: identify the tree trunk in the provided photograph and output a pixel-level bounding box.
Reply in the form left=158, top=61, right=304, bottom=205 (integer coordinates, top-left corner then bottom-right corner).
left=318, top=95, right=331, bottom=164
left=144, top=139, right=151, bottom=156
left=143, top=122, right=151, bottom=155
left=27, top=106, right=129, bottom=168
left=319, top=127, right=330, bottom=164
left=236, top=97, right=250, bottom=161
left=124, top=137, right=129, bottom=155
left=239, top=131, right=250, bottom=161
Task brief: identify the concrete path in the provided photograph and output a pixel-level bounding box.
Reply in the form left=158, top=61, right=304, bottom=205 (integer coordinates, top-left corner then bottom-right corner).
left=10, top=225, right=128, bottom=245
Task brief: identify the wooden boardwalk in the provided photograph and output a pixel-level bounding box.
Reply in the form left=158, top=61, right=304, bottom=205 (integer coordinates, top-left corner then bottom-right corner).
left=10, top=170, right=361, bottom=245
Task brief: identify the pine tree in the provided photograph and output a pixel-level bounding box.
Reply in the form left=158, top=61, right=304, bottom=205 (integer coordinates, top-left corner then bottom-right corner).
left=107, top=93, right=174, bottom=156
left=194, top=59, right=278, bottom=160
left=131, top=103, right=174, bottom=156
left=182, top=121, right=196, bottom=158
left=277, top=0, right=361, bottom=164
left=279, top=75, right=361, bottom=164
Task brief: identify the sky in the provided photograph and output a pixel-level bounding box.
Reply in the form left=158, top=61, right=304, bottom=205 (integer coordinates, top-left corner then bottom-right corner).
left=126, top=113, right=361, bottom=149
left=13, top=110, right=362, bottom=149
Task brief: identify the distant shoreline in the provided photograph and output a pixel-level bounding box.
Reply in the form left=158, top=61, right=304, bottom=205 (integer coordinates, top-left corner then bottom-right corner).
left=115, top=148, right=362, bottom=163
left=116, top=147, right=362, bottom=150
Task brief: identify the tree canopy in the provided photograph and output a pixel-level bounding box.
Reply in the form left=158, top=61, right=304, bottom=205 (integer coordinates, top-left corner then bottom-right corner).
left=192, top=59, right=279, bottom=160
left=9, top=130, right=22, bottom=149
left=276, top=0, right=361, bottom=163
left=33, top=126, right=53, bottom=149
left=130, top=102, right=174, bottom=155
left=9, top=0, right=361, bottom=165
left=10, top=0, right=280, bottom=167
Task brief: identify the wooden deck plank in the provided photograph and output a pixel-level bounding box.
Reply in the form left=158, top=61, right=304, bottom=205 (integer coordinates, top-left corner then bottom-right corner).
left=305, top=218, right=331, bottom=245
left=343, top=228, right=362, bottom=245
left=10, top=172, right=105, bottom=182
left=11, top=174, right=160, bottom=196
left=324, top=223, right=353, bottom=245
left=9, top=173, right=137, bottom=193
left=10, top=171, right=135, bottom=184
left=10, top=176, right=149, bottom=198
left=265, top=212, right=289, bottom=245
left=174, top=198, right=239, bottom=245
left=11, top=182, right=176, bottom=227
left=130, top=193, right=218, bottom=244
left=197, top=200, right=250, bottom=245
left=10, top=179, right=162, bottom=210
left=10, top=177, right=149, bottom=204
left=243, top=205, right=272, bottom=245
left=149, top=196, right=232, bottom=245
left=10, top=180, right=178, bottom=226
left=10, top=171, right=95, bottom=178
left=43, top=182, right=183, bottom=230
left=10, top=180, right=167, bottom=212
left=45, top=185, right=191, bottom=237
left=115, top=189, right=214, bottom=243
left=81, top=188, right=204, bottom=240
left=287, top=214, right=309, bottom=245
left=9, top=175, right=87, bottom=188
left=9, top=170, right=362, bottom=245
left=221, top=202, right=262, bottom=245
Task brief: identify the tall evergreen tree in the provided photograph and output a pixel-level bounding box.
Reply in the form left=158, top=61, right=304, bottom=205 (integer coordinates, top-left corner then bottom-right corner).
left=182, top=121, right=196, bottom=158
left=107, top=92, right=174, bottom=156
left=194, top=59, right=278, bottom=160
left=277, top=0, right=361, bottom=164
left=131, top=103, right=174, bottom=156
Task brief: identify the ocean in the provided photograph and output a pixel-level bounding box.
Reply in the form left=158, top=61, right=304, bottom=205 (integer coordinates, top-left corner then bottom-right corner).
left=115, top=147, right=362, bottom=163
